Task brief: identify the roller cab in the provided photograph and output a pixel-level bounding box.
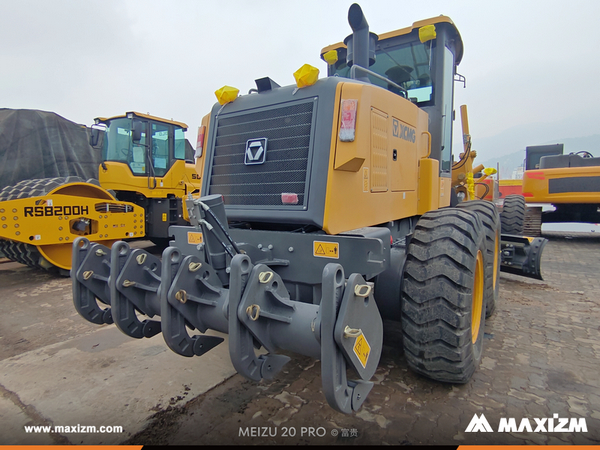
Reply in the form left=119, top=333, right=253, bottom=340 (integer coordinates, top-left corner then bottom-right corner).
left=94, top=112, right=201, bottom=243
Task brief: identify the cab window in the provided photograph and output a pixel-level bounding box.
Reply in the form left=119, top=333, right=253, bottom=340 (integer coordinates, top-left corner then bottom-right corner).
left=174, top=127, right=186, bottom=160
left=151, top=123, right=170, bottom=177
left=102, top=117, right=147, bottom=175
left=330, top=40, right=433, bottom=104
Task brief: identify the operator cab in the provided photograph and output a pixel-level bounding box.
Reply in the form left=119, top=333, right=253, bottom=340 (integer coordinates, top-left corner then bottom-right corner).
left=92, top=112, right=188, bottom=178
left=321, top=16, right=463, bottom=174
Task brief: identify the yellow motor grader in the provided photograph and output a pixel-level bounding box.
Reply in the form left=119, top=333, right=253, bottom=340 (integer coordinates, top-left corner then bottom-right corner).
left=70, top=4, right=545, bottom=413
left=0, top=112, right=201, bottom=272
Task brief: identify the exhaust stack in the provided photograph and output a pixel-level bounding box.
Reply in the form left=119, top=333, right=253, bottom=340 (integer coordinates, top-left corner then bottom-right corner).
left=344, top=3, right=377, bottom=82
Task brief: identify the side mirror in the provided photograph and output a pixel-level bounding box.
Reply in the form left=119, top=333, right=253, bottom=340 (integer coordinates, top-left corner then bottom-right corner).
left=89, top=124, right=106, bottom=148
left=132, top=120, right=144, bottom=144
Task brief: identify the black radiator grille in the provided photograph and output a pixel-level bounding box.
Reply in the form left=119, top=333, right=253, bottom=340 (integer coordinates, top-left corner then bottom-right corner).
left=208, top=101, right=314, bottom=207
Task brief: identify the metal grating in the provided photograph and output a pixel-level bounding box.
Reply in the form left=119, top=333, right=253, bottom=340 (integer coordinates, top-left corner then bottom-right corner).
left=208, top=101, right=314, bottom=207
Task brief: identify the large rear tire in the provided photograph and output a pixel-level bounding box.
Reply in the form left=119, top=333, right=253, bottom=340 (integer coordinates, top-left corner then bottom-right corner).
left=401, top=208, right=487, bottom=383
left=456, top=200, right=501, bottom=318
left=0, top=239, right=44, bottom=268
left=500, top=194, right=526, bottom=235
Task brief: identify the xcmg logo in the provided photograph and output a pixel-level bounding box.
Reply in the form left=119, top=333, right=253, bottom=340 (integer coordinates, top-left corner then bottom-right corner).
left=392, top=118, right=416, bottom=143
left=466, top=413, right=588, bottom=433
left=244, top=138, right=267, bottom=165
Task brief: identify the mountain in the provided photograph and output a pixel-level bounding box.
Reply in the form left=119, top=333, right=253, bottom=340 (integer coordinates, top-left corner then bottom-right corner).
left=480, top=150, right=525, bottom=180
left=469, top=108, right=600, bottom=160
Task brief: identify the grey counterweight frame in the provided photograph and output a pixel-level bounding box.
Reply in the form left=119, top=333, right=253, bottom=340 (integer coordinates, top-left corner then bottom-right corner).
left=170, top=223, right=391, bottom=304
left=72, top=194, right=390, bottom=413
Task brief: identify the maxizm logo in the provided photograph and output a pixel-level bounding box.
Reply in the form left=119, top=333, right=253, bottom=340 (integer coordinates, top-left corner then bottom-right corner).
left=465, top=413, right=588, bottom=433
left=392, top=118, right=416, bottom=143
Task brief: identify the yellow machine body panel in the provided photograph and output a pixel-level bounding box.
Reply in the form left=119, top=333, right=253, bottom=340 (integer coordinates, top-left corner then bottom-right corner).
left=323, top=82, right=442, bottom=235
left=315, top=13, right=463, bottom=234
left=500, top=179, right=523, bottom=187
left=0, top=182, right=145, bottom=269
left=521, top=166, right=600, bottom=204
left=99, top=159, right=200, bottom=199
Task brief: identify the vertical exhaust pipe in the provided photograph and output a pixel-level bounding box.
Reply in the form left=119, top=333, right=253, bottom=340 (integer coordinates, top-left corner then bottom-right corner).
left=344, top=3, right=377, bottom=82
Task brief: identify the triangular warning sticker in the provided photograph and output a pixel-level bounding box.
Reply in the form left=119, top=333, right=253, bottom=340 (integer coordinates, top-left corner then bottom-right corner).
left=313, top=241, right=340, bottom=259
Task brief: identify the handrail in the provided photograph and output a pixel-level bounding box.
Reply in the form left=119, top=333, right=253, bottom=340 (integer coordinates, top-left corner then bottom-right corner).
left=349, top=65, right=408, bottom=97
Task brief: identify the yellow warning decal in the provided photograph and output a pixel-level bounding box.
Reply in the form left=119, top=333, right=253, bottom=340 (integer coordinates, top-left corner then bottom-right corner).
left=187, top=231, right=203, bottom=245
left=161, top=213, right=167, bottom=222
left=313, top=241, right=339, bottom=259
left=353, top=333, right=371, bottom=369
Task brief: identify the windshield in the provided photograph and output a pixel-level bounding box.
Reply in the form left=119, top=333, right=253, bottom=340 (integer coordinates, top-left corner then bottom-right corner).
left=102, top=117, right=184, bottom=176
left=331, top=40, right=433, bottom=103
left=102, top=117, right=148, bottom=175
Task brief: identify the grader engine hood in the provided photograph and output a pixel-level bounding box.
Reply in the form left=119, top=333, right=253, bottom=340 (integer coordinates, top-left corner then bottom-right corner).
left=199, top=73, right=430, bottom=235
left=200, top=77, right=343, bottom=229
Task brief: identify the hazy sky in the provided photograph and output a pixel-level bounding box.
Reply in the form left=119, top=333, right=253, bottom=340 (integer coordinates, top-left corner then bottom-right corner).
left=2, top=0, right=599, bottom=161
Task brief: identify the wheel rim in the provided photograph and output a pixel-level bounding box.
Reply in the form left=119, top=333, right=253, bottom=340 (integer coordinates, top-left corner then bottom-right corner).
left=471, top=249, right=484, bottom=344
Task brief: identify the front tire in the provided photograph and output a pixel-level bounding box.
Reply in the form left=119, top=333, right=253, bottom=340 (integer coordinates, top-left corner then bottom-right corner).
left=456, top=200, right=501, bottom=318
left=401, top=208, right=487, bottom=383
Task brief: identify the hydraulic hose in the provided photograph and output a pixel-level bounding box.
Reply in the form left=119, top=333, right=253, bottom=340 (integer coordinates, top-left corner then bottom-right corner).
left=199, top=201, right=242, bottom=254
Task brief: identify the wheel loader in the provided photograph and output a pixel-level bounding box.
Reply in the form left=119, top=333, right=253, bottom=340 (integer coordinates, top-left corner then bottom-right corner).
left=70, top=4, right=545, bottom=413
left=0, top=112, right=201, bottom=272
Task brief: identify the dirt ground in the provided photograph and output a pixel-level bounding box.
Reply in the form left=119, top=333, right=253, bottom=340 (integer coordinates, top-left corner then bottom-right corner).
left=1, top=232, right=600, bottom=445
